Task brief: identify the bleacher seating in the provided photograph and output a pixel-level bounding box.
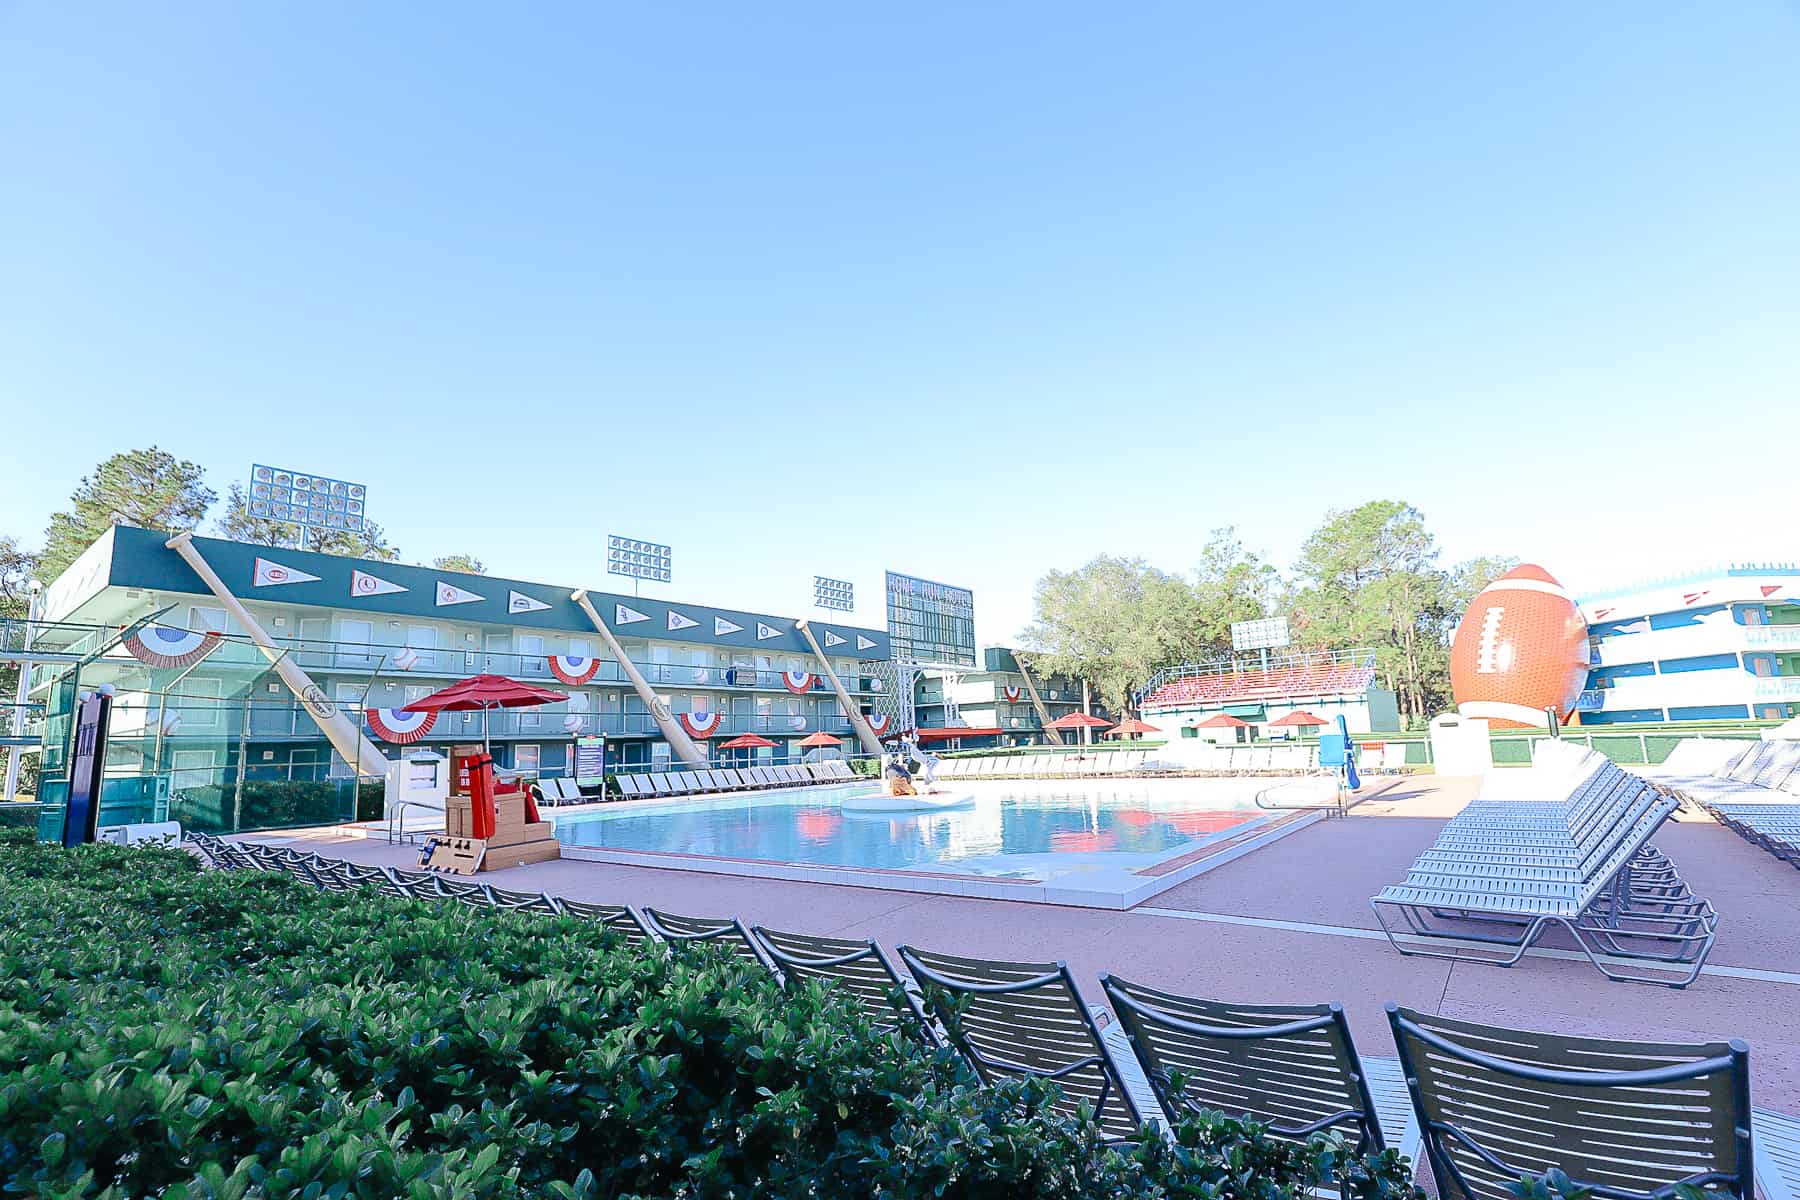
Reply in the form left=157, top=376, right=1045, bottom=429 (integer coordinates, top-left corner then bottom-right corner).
left=1140, top=661, right=1378, bottom=711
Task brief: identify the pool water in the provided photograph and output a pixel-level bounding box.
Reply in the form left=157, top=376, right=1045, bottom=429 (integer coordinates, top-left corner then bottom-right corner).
left=552, top=780, right=1268, bottom=881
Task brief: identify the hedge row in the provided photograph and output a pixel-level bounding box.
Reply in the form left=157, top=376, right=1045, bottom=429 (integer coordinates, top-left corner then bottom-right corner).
left=0, top=831, right=1424, bottom=1199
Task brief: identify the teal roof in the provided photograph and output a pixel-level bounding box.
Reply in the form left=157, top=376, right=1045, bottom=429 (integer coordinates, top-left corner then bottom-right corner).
left=100, top=527, right=890, bottom=659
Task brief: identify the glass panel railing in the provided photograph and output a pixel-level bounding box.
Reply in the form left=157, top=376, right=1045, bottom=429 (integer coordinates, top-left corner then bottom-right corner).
left=35, top=765, right=358, bottom=837
left=0, top=619, right=117, bottom=660
left=264, top=637, right=877, bottom=694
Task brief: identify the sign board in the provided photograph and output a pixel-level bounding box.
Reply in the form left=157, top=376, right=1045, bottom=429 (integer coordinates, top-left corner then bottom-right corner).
left=249, top=465, right=368, bottom=534
left=885, top=571, right=976, bottom=667
left=61, top=690, right=112, bottom=847
left=1230, top=616, right=1291, bottom=653
left=574, top=735, right=607, bottom=787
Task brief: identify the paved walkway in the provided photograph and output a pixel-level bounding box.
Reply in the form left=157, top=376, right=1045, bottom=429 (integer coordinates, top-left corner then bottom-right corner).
left=255, top=774, right=1800, bottom=1113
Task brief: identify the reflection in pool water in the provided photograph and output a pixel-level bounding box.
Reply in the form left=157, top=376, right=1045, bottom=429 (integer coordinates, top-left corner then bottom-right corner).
left=553, top=782, right=1264, bottom=880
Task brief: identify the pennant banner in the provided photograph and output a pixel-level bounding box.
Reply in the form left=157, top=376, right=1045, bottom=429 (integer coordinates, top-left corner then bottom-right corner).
left=252, top=557, right=320, bottom=588
left=548, top=655, right=601, bottom=685
left=756, top=622, right=782, bottom=641
left=855, top=635, right=877, bottom=652
left=667, top=610, right=699, bottom=631
left=366, top=707, right=436, bottom=745
left=351, top=570, right=408, bottom=598
left=615, top=604, right=650, bottom=625
left=435, top=581, right=484, bottom=607
left=678, top=710, right=725, bottom=738
left=122, top=625, right=222, bottom=670
left=821, top=630, right=847, bottom=648
left=782, top=669, right=815, bottom=694
left=714, top=616, right=745, bottom=636
left=508, top=591, right=551, bottom=614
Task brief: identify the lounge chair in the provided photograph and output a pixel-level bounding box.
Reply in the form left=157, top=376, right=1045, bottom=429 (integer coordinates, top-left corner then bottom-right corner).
left=1387, top=1005, right=1754, bottom=1200
left=486, top=885, right=563, bottom=915
left=557, top=898, right=654, bottom=943
left=751, top=925, right=935, bottom=1043
left=1372, top=775, right=1716, bottom=986
left=1099, top=976, right=1418, bottom=1159
left=642, top=907, right=771, bottom=970
left=897, top=945, right=1145, bottom=1140
left=616, top=774, right=645, bottom=799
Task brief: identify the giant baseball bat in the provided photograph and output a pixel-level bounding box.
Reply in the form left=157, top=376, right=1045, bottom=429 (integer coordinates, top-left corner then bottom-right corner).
left=1011, top=652, right=1065, bottom=745
left=165, top=532, right=391, bottom=778
left=570, top=589, right=708, bottom=766
left=793, top=619, right=885, bottom=757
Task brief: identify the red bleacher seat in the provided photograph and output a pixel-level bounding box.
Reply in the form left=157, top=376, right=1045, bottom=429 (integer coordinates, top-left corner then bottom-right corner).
left=1141, top=662, right=1377, bottom=710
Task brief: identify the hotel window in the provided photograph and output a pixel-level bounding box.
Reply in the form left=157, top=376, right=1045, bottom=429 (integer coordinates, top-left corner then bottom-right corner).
left=340, top=619, right=373, bottom=645
left=515, top=744, right=540, bottom=775
left=406, top=624, right=436, bottom=647
left=518, top=634, right=544, bottom=656
left=189, top=605, right=227, bottom=634
left=184, top=678, right=223, bottom=728
left=568, top=638, right=591, bottom=658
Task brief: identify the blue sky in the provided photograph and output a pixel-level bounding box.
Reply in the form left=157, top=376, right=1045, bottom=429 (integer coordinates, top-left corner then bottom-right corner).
left=3, top=2, right=1796, bottom=640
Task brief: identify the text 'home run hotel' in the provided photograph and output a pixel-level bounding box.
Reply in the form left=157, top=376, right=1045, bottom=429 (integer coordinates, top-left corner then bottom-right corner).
left=33, top=527, right=894, bottom=784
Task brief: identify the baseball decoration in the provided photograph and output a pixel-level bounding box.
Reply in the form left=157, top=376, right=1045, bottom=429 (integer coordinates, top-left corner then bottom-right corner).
left=562, top=713, right=586, bottom=733
left=679, top=710, right=724, bottom=738
left=781, top=669, right=815, bottom=694
left=366, top=707, right=437, bottom=745
left=392, top=647, right=420, bottom=671
left=160, top=711, right=183, bottom=737
left=866, top=712, right=891, bottom=735
left=122, top=625, right=222, bottom=670
left=1450, top=564, right=1590, bottom=729
left=548, top=655, right=601, bottom=685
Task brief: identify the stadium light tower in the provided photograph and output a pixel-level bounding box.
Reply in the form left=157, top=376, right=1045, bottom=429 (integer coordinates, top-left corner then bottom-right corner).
left=606, top=535, right=671, bottom=596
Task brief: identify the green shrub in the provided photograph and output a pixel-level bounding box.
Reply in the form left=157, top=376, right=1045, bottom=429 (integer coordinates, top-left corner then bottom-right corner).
left=0, top=837, right=1423, bottom=1199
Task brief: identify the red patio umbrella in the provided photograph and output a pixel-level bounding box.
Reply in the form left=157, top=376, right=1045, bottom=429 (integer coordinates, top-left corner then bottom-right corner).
left=1105, top=718, right=1159, bottom=739
left=797, top=730, right=843, bottom=748
left=402, top=673, right=567, bottom=755
left=719, top=731, right=779, bottom=767
left=1191, top=713, right=1249, bottom=728
left=1047, top=710, right=1111, bottom=747
left=1269, top=710, right=1328, bottom=730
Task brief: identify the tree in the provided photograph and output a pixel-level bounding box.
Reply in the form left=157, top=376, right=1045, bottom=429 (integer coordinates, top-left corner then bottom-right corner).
left=431, top=554, right=486, bottom=574
left=213, top=484, right=400, bottom=561
left=1289, top=501, right=1445, bottom=725
left=40, top=448, right=215, bottom=578
left=0, top=537, right=37, bottom=622
left=1190, top=528, right=1281, bottom=656
left=1018, top=556, right=1210, bottom=715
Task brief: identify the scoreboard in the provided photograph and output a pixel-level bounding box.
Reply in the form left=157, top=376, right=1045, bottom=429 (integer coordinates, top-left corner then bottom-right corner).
left=885, top=571, right=975, bottom=667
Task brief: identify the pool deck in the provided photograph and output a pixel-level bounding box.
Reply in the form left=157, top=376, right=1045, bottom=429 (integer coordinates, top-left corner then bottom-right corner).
left=255, top=773, right=1800, bottom=1114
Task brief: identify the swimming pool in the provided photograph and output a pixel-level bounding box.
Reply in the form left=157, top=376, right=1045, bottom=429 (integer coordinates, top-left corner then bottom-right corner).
left=551, top=778, right=1323, bottom=909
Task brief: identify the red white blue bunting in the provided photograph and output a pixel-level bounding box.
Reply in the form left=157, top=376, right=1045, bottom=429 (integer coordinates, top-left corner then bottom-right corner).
left=1003, top=685, right=1022, bottom=703
left=781, top=669, right=815, bottom=694
left=679, top=710, right=724, bottom=738
left=865, top=712, right=891, bottom=735
left=122, top=625, right=222, bottom=670
left=366, top=707, right=436, bottom=744
left=548, top=655, right=600, bottom=685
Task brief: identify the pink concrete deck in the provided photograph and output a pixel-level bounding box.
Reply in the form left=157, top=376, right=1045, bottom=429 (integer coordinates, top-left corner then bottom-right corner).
left=254, top=774, right=1800, bottom=1113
